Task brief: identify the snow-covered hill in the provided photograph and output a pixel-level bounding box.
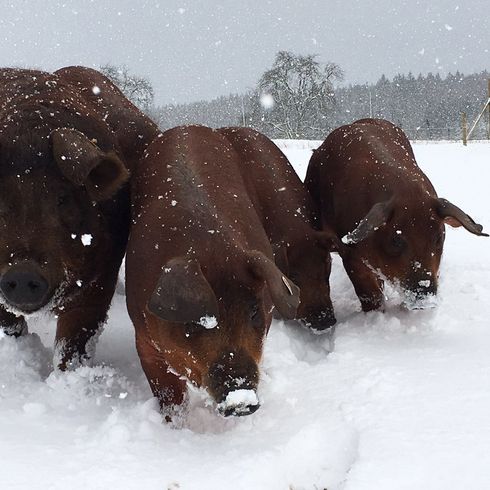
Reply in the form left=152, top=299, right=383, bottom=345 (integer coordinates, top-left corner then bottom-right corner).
left=1, top=141, right=489, bottom=490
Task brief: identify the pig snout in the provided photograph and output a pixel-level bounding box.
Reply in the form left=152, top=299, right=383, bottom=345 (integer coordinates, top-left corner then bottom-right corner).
left=207, top=350, right=260, bottom=417
left=298, top=307, right=336, bottom=334
left=0, top=263, right=50, bottom=312
left=402, top=274, right=438, bottom=310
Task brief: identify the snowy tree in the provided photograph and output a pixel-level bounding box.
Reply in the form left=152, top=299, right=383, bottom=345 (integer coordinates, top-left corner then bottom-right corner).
left=248, top=51, right=343, bottom=139
left=99, top=64, right=155, bottom=112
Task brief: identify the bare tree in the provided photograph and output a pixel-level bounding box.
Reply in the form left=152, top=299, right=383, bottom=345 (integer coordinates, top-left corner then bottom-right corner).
left=99, top=64, right=155, bottom=113
left=250, top=51, right=343, bottom=138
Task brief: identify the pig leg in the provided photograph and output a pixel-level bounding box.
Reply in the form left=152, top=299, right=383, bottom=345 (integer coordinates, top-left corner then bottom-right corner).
left=0, top=306, right=28, bottom=337
left=136, top=335, right=186, bottom=420
left=54, top=266, right=121, bottom=370
left=342, top=256, right=384, bottom=312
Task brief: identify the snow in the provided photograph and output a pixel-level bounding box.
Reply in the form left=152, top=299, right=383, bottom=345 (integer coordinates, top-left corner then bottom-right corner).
left=1, top=141, right=489, bottom=489
left=259, top=93, right=275, bottom=110
left=342, top=233, right=356, bottom=245
left=216, top=389, right=260, bottom=416
left=199, top=315, right=218, bottom=329
left=81, top=233, right=93, bottom=246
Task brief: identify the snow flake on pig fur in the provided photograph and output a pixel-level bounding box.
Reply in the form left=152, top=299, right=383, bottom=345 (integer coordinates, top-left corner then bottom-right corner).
left=341, top=234, right=355, bottom=245
left=199, top=316, right=218, bottom=329
left=81, top=234, right=92, bottom=246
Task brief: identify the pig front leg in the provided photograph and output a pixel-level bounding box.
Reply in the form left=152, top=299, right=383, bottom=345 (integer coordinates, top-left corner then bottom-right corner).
left=136, top=334, right=186, bottom=421
left=0, top=306, right=28, bottom=337
left=342, top=255, right=384, bottom=312
left=54, top=265, right=120, bottom=370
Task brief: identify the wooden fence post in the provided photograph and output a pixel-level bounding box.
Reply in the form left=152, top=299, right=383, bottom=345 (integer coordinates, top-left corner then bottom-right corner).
left=462, top=112, right=468, bottom=146
left=487, top=79, right=490, bottom=140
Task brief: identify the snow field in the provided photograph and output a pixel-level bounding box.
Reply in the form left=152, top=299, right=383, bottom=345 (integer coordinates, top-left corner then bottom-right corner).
left=0, top=141, right=489, bottom=489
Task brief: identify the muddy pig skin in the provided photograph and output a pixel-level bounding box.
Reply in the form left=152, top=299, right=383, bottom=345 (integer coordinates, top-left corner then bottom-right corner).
left=126, top=125, right=300, bottom=418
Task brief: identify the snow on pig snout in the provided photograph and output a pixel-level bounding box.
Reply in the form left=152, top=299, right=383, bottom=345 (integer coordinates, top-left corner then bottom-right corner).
left=207, top=349, right=261, bottom=417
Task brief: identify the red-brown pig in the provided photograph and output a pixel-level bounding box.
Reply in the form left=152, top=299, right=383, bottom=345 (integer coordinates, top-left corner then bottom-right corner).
left=218, top=127, right=336, bottom=332
left=125, top=125, right=300, bottom=417
left=0, top=67, right=158, bottom=369
left=306, top=118, right=487, bottom=311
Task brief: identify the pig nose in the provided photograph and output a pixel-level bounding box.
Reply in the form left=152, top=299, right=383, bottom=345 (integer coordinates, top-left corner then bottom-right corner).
left=299, top=308, right=336, bottom=334
left=207, top=350, right=260, bottom=417
left=403, top=280, right=438, bottom=310
left=0, top=266, right=50, bottom=312
left=217, top=389, right=260, bottom=417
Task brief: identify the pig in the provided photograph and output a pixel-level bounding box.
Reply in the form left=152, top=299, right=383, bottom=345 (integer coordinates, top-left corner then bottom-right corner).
left=125, top=125, right=300, bottom=417
left=0, top=66, right=158, bottom=369
left=218, top=127, right=336, bottom=332
left=305, top=118, right=487, bottom=311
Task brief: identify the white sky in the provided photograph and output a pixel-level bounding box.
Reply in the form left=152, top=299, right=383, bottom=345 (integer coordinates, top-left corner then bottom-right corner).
left=1, top=0, right=488, bottom=104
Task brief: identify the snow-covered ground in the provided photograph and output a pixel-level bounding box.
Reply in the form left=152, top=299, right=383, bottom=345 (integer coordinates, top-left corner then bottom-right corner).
left=1, top=140, right=489, bottom=490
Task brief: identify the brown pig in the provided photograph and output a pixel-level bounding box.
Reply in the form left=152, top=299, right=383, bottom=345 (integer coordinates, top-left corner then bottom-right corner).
left=306, top=118, right=487, bottom=311
left=125, top=125, right=300, bottom=417
left=0, top=66, right=158, bottom=369
left=218, top=127, right=336, bottom=332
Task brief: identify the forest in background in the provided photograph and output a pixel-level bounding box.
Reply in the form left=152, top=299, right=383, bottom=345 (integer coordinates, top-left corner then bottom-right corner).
left=100, top=59, right=489, bottom=141
left=153, top=70, right=489, bottom=140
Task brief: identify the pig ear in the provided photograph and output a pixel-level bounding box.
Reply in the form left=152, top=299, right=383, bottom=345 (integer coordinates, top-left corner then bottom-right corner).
left=148, top=257, right=220, bottom=324
left=342, top=200, right=394, bottom=245
left=51, top=128, right=129, bottom=201
left=436, top=198, right=488, bottom=237
left=248, top=251, right=300, bottom=320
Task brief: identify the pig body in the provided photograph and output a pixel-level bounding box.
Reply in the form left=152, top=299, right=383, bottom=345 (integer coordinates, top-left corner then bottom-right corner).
left=0, top=67, right=158, bottom=368
left=126, top=125, right=299, bottom=417
left=218, top=127, right=335, bottom=331
left=306, top=118, right=487, bottom=311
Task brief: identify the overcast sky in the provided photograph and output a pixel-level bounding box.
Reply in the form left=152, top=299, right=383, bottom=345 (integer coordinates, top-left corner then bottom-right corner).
left=1, top=0, right=488, bottom=105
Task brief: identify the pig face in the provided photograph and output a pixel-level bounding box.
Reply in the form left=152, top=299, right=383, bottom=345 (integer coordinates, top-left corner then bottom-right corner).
left=147, top=251, right=300, bottom=416
left=0, top=128, right=128, bottom=315
left=284, top=235, right=336, bottom=332
left=341, top=197, right=487, bottom=308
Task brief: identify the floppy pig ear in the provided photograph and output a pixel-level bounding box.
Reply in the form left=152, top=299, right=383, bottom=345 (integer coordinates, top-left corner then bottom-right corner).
left=248, top=251, right=300, bottom=320
left=436, top=198, right=488, bottom=237
left=148, top=257, right=220, bottom=324
left=51, top=128, right=129, bottom=201
left=342, top=199, right=394, bottom=244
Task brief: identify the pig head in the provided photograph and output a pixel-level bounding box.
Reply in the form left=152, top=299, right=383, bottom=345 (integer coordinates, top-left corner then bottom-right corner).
left=339, top=194, right=487, bottom=309
left=306, top=118, right=487, bottom=312
left=143, top=251, right=299, bottom=417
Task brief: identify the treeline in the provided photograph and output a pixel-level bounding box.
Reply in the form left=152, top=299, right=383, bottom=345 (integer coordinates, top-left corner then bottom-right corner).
left=334, top=71, right=489, bottom=140
left=152, top=70, right=489, bottom=140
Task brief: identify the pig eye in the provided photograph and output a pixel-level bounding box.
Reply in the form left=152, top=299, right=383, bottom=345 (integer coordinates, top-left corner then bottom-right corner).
left=57, top=195, right=68, bottom=206
left=184, top=322, right=202, bottom=335
left=386, top=234, right=407, bottom=256
left=250, top=303, right=259, bottom=320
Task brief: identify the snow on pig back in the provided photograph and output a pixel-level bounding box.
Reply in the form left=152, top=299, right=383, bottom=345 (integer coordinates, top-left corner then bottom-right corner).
left=125, top=125, right=300, bottom=419
left=306, top=118, right=487, bottom=312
